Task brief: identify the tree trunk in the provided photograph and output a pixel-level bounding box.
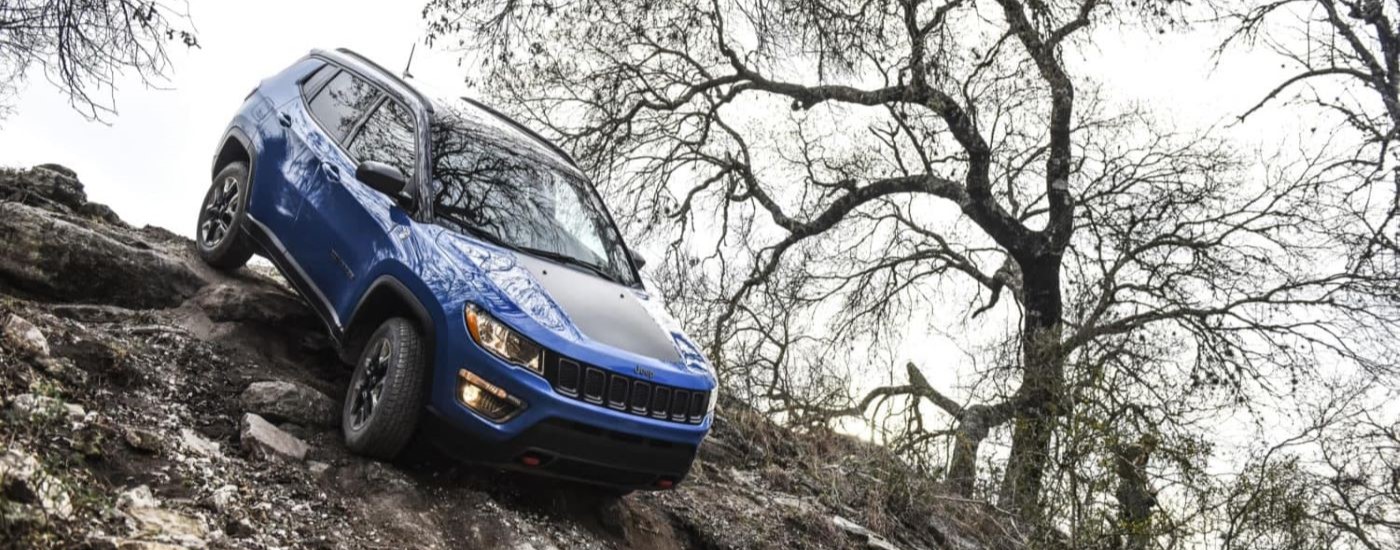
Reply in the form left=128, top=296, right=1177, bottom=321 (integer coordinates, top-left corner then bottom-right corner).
left=997, top=253, right=1065, bottom=524
left=947, top=406, right=993, bottom=495
left=1112, top=441, right=1155, bottom=550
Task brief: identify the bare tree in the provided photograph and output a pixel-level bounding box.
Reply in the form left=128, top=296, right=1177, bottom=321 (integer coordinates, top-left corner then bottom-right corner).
left=425, top=0, right=1400, bottom=540
left=0, top=0, right=196, bottom=120
left=1221, top=0, right=1400, bottom=277
left=1207, top=376, right=1398, bottom=550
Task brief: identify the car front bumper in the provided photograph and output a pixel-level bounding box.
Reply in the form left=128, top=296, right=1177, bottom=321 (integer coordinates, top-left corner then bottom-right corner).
left=424, top=307, right=713, bottom=490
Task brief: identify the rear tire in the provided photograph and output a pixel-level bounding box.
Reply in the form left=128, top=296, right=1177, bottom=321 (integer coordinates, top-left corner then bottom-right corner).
left=196, top=162, right=256, bottom=270
left=343, top=318, right=428, bottom=460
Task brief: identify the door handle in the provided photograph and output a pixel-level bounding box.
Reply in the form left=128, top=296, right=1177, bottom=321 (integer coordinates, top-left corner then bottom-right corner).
left=277, top=112, right=293, bottom=127
left=320, top=162, right=340, bottom=178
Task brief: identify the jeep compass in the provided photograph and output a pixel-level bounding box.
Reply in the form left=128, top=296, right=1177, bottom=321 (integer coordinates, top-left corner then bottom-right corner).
left=196, top=48, right=717, bottom=492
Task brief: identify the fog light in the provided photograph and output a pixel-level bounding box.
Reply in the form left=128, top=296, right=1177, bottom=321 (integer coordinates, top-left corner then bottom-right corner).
left=458, top=369, right=525, bottom=422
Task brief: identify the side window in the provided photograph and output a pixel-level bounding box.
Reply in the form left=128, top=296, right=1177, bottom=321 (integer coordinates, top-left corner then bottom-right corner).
left=299, top=65, right=335, bottom=101
left=348, top=100, right=416, bottom=179
left=307, top=70, right=380, bottom=143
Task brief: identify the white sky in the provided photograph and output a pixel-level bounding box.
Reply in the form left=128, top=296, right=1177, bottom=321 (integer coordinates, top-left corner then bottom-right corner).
left=0, top=0, right=1304, bottom=423
left=0, top=0, right=466, bottom=236
left=0, top=3, right=1294, bottom=238
left=0, top=0, right=1324, bottom=452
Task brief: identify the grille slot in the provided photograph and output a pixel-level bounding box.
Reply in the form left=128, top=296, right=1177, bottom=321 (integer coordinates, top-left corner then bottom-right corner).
left=607, top=375, right=629, bottom=410
left=557, top=359, right=581, bottom=396
left=582, top=368, right=606, bottom=404
left=543, top=352, right=710, bottom=424
left=688, top=391, right=707, bottom=423
left=630, top=381, right=651, bottom=414
left=650, top=388, right=671, bottom=419
left=670, top=390, right=690, bottom=421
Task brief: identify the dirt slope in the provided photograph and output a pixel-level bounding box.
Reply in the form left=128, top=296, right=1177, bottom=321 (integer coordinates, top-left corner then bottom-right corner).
left=0, top=165, right=1022, bottom=550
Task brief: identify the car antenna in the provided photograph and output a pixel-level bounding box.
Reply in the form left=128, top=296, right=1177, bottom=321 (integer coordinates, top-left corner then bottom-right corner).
left=402, top=43, right=416, bottom=80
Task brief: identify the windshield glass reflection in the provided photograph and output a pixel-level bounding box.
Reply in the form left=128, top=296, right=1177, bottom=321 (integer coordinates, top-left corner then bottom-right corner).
left=428, top=103, right=638, bottom=287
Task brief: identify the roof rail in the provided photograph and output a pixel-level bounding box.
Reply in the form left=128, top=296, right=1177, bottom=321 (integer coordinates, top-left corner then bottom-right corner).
left=457, top=96, right=579, bottom=168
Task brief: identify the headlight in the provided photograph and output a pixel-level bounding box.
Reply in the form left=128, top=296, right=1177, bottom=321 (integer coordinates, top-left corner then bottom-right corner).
left=708, top=386, right=719, bottom=416
left=465, top=305, right=544, bottom=375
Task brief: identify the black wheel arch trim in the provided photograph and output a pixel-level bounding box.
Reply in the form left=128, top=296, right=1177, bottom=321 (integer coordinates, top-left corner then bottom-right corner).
left=343, top=275, right=438, bottom=365
left=212, top=126, right=256, bottom=179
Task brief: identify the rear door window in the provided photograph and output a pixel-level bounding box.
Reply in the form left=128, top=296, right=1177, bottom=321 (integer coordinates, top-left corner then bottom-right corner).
left=299, top=65, right=336, bottom=100
left=307, top=70, right=380, bottom=143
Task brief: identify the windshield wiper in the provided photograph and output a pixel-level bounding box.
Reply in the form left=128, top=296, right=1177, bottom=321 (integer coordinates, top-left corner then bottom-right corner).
left=450, top=224, right=626, bottom=285
left=457, top=225, right=520, bottom=252
left=517, top=246, right=622, bottom=285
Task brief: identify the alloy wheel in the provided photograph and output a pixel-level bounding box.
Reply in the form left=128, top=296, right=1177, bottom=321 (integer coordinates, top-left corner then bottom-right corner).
left=350, top=338, right=393, bottom=429
left=200, top=176, right=241, bottom=249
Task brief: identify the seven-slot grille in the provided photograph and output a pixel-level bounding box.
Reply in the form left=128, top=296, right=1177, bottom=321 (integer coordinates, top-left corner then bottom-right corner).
left=543, top=351, right=709, bottom=424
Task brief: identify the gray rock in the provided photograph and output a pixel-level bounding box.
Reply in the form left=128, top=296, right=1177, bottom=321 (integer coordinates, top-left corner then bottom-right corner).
left=34, top=356, right=88, bottom=385
left=191, top=283, right=317, bottom=327
left=178, top=428, right=222, bottom=459
left=122, top=426, right=163, bottom=453
left=2, top=313, right=50, bottom=357
left=117, top=485, right=209, bottom=548
left=209, top=484, right=239, bottom=512
left=239, top=380, right=338, bottom=427
left=2, top=164, right=87, bottom=210
left=9, top=393, right=86, bottom=423
left=0, top=447, right=74, bottom=519
left=2, top=165, right=122, bottom=225
left=306, top=461, right=331, bottom=477
left=240, top=413, right=310, bottom=462
left=117, top=485, right=161, bottom=510
left=0, top=202, right=204, bottom=308
left=34, top=163, right=79, bottom=180
left=833, top=516, right=902, bottom=550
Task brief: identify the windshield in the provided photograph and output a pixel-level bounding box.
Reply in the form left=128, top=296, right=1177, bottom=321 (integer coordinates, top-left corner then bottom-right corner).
left=427, top=105, right=639, bottom=287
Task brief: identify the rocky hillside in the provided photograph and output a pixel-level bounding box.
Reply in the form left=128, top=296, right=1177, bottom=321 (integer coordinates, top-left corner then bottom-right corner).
left=0, top=166, right=1023, bottom=550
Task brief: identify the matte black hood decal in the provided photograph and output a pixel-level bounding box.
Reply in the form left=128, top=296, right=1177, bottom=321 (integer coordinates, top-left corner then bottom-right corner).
left=513, top=254, right=682, bottom=364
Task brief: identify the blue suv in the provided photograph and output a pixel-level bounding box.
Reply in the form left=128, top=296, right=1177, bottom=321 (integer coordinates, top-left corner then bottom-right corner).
left=197, top=48, right=716, bottom=492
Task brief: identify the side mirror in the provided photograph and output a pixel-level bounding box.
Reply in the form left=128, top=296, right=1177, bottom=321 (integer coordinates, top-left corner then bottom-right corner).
left=628, top=248, right=647, bottom=270
left=356, top=161, right=409, bottom=203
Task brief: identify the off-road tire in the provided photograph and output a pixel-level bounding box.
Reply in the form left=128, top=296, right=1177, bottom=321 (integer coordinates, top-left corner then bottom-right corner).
left=343, top=317, right=428, bottom=460
left=196, top=162, right=256, bottom=270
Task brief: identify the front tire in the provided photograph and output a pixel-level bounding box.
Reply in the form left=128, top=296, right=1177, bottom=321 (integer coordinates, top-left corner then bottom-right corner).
left=196, top=162, right=255, bottom=270
left=343, top=318, right=428, bottom=460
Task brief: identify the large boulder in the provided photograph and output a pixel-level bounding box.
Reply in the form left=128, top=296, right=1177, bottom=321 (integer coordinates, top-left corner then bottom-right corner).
left=0, top=165, right=119, bottom=224
left=192, top=284, right=317, bottom=327
left=0, top=201, right=204, bottom=308
left=238, top=380, right=339, bottom=427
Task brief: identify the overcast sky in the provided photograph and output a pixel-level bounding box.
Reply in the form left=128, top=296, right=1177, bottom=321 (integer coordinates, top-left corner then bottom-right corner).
left=0, top=1, right=1295, bottom=238
left=0, top=1, right=1313, bottom=443
left=0, top=0, right=466, bottom=237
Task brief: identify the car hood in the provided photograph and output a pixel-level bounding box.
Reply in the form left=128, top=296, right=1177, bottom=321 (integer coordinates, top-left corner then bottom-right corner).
left=432, top=230, right=711, bottom=376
